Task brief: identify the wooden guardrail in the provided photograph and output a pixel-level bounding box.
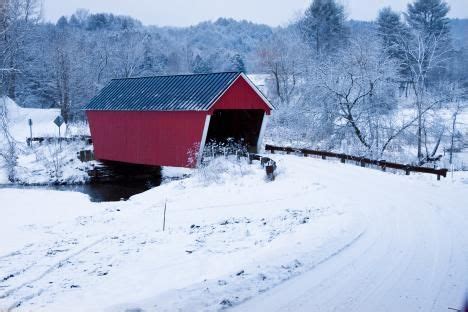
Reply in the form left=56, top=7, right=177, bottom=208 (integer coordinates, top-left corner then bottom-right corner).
left=26, top=135, right=92, bottom=146
left=265, top=144, right=448, bottom=180
left=248, top=153, right=277, bottom=181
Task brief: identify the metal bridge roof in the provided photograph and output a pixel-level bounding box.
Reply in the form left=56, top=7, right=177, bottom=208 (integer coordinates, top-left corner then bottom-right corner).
left=84, top=72, right=242, bottom=111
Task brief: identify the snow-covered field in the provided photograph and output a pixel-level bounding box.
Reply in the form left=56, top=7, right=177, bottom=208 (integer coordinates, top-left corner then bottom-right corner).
left=1, top=155, right=467, bottom=311
left=2, top=97, right=60, bottom=140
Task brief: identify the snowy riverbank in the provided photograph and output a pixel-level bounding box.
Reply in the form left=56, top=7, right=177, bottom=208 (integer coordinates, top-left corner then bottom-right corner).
left=0, top=97, right=93, bottom=185
left=1, top=155, right=467, bottom=311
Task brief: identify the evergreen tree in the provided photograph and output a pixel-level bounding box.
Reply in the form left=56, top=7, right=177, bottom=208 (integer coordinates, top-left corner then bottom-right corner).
left=377, top=8, right=410, bottom=78
left=86, top=14, right=108, bottom=31
left=68, top=15, right=81, bottom=28
left=56, top=16, right=69, bottom=28
left=377, top=8, right=404, bottom=56
left=192, top=55, right=212, bottom=74
left=405, top=0, right=452, bottom=84
left=299, top=0, right=348, bottom=54
left=141, top=35, right=154, bottom=74
left=406, top=0, right=450, bottom=37
left=229, top=54, right=246, bottom=72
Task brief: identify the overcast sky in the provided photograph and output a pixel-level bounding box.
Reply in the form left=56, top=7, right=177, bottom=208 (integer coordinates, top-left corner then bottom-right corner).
left=43, top=0, right=468, bottom=27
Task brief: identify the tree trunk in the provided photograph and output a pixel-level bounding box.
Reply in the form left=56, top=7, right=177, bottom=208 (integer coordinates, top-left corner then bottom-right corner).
left=272, top=65, right=281, bottom=101
left=414, top=81, right=424, bottom=161
left=449, top=109, right=459, bottom=165
left=345, top=111, right=370, bottom=150
left=7, top=57, right=16, bottom=100
left=417, top=108, right=422, bottom=161
left=7, top=71, right=16, bottom=100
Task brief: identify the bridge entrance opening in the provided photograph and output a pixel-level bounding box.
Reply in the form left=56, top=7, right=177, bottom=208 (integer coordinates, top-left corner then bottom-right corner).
left=205, top=109, right=265, bottom=153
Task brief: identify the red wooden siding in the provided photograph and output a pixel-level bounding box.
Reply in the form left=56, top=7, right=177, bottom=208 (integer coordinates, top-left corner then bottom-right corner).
left=87, top=111, right=207, bottom=167
left=210, top=77, right=272, bottom=114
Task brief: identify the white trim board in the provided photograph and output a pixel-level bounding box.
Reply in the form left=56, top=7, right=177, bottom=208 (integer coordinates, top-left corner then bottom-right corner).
left=197, top=115, right=212, bottom=166
left=257, top=113, right=269, bottom=153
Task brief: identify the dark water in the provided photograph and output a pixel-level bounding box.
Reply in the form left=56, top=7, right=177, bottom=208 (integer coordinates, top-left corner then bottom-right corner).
left=0, top=182, right=158, bottom=202
left=0, top=163, right=165, bottom=202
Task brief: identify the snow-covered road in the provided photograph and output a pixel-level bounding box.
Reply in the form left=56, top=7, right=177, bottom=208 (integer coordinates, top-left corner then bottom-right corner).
left=1, top=155, right=467, bottom=311
left=235, top=159, right=468, bottom=312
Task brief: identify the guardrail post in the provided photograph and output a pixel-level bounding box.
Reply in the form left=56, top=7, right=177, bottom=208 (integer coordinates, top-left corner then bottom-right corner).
left=266, top=164, right=275, bottom=181
left=340, top=156, right=346, bottom=164
left=248, top=153, right=253, bottom=164
left=380, top=160, right=386, bottom=172
left=405, top=166, right=411, bottom=175
left=360, top=160, right=366, bottom=167
left=437, top=174, right=441, bottom=181
left=322, top=155, right=326, bottom=160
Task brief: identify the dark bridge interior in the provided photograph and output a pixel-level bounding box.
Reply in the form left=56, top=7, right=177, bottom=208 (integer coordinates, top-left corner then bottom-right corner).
left=206, top=109, right=264, bottom=152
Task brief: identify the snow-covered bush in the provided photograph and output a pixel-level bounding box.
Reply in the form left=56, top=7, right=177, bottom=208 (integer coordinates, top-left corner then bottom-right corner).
left=44, top=141, right=67, bottom=179
left=186, top=139, right=256, bottom=185
left=195, top=156, right=253, bottom=185
left=202, top=139, right=248, bottom=159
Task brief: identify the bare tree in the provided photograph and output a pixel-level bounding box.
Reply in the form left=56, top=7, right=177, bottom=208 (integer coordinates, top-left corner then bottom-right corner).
left=395, top=12, right=452, bottom=161
left=111, top=31, right=148, bottom=78
left=53, top=31, right=71, bottom=123
left=0, top=96, right=18, bottom=181
left=311, top=33, right=404, bottom=157
left=0, top=0, right=41, bottom=99
left=0, top=0, right=40, bottom=181
left=258, top=30, right=305, bottom=106
left=447, top=92, right=467, bottom=165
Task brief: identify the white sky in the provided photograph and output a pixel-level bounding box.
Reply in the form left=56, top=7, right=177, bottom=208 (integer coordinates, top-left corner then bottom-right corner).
left=42, top=0, right=468, bottom=27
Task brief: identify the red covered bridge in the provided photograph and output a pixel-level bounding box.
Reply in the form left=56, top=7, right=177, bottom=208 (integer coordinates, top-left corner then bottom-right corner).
left=85, top=72, right=273, bottom=168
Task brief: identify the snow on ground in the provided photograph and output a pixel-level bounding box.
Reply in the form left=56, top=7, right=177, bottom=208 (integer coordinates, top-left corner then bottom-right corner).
left=10, top=141, right=93, bottom=185
left=1, top=155, right=467, bottom=312
left=2, top=97, right=60, bottom=140
left=0, top=97, right=92, bottom=184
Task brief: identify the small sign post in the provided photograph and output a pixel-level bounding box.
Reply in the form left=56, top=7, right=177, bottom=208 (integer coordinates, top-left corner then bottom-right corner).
left=54, top=115, right=65, bottom=148
left=28, top=118, right=33, bottom=147
left=162, top=200, right=167, bottom=232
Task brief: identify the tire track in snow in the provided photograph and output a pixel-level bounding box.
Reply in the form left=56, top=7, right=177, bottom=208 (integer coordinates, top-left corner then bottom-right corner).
left=1, top=237, right=107, bottom=311
left=233, top=172, right=468, bottom=312
left=426, top=193, right=468, bottom=311
left=263, top=203, right=400, bottom=311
